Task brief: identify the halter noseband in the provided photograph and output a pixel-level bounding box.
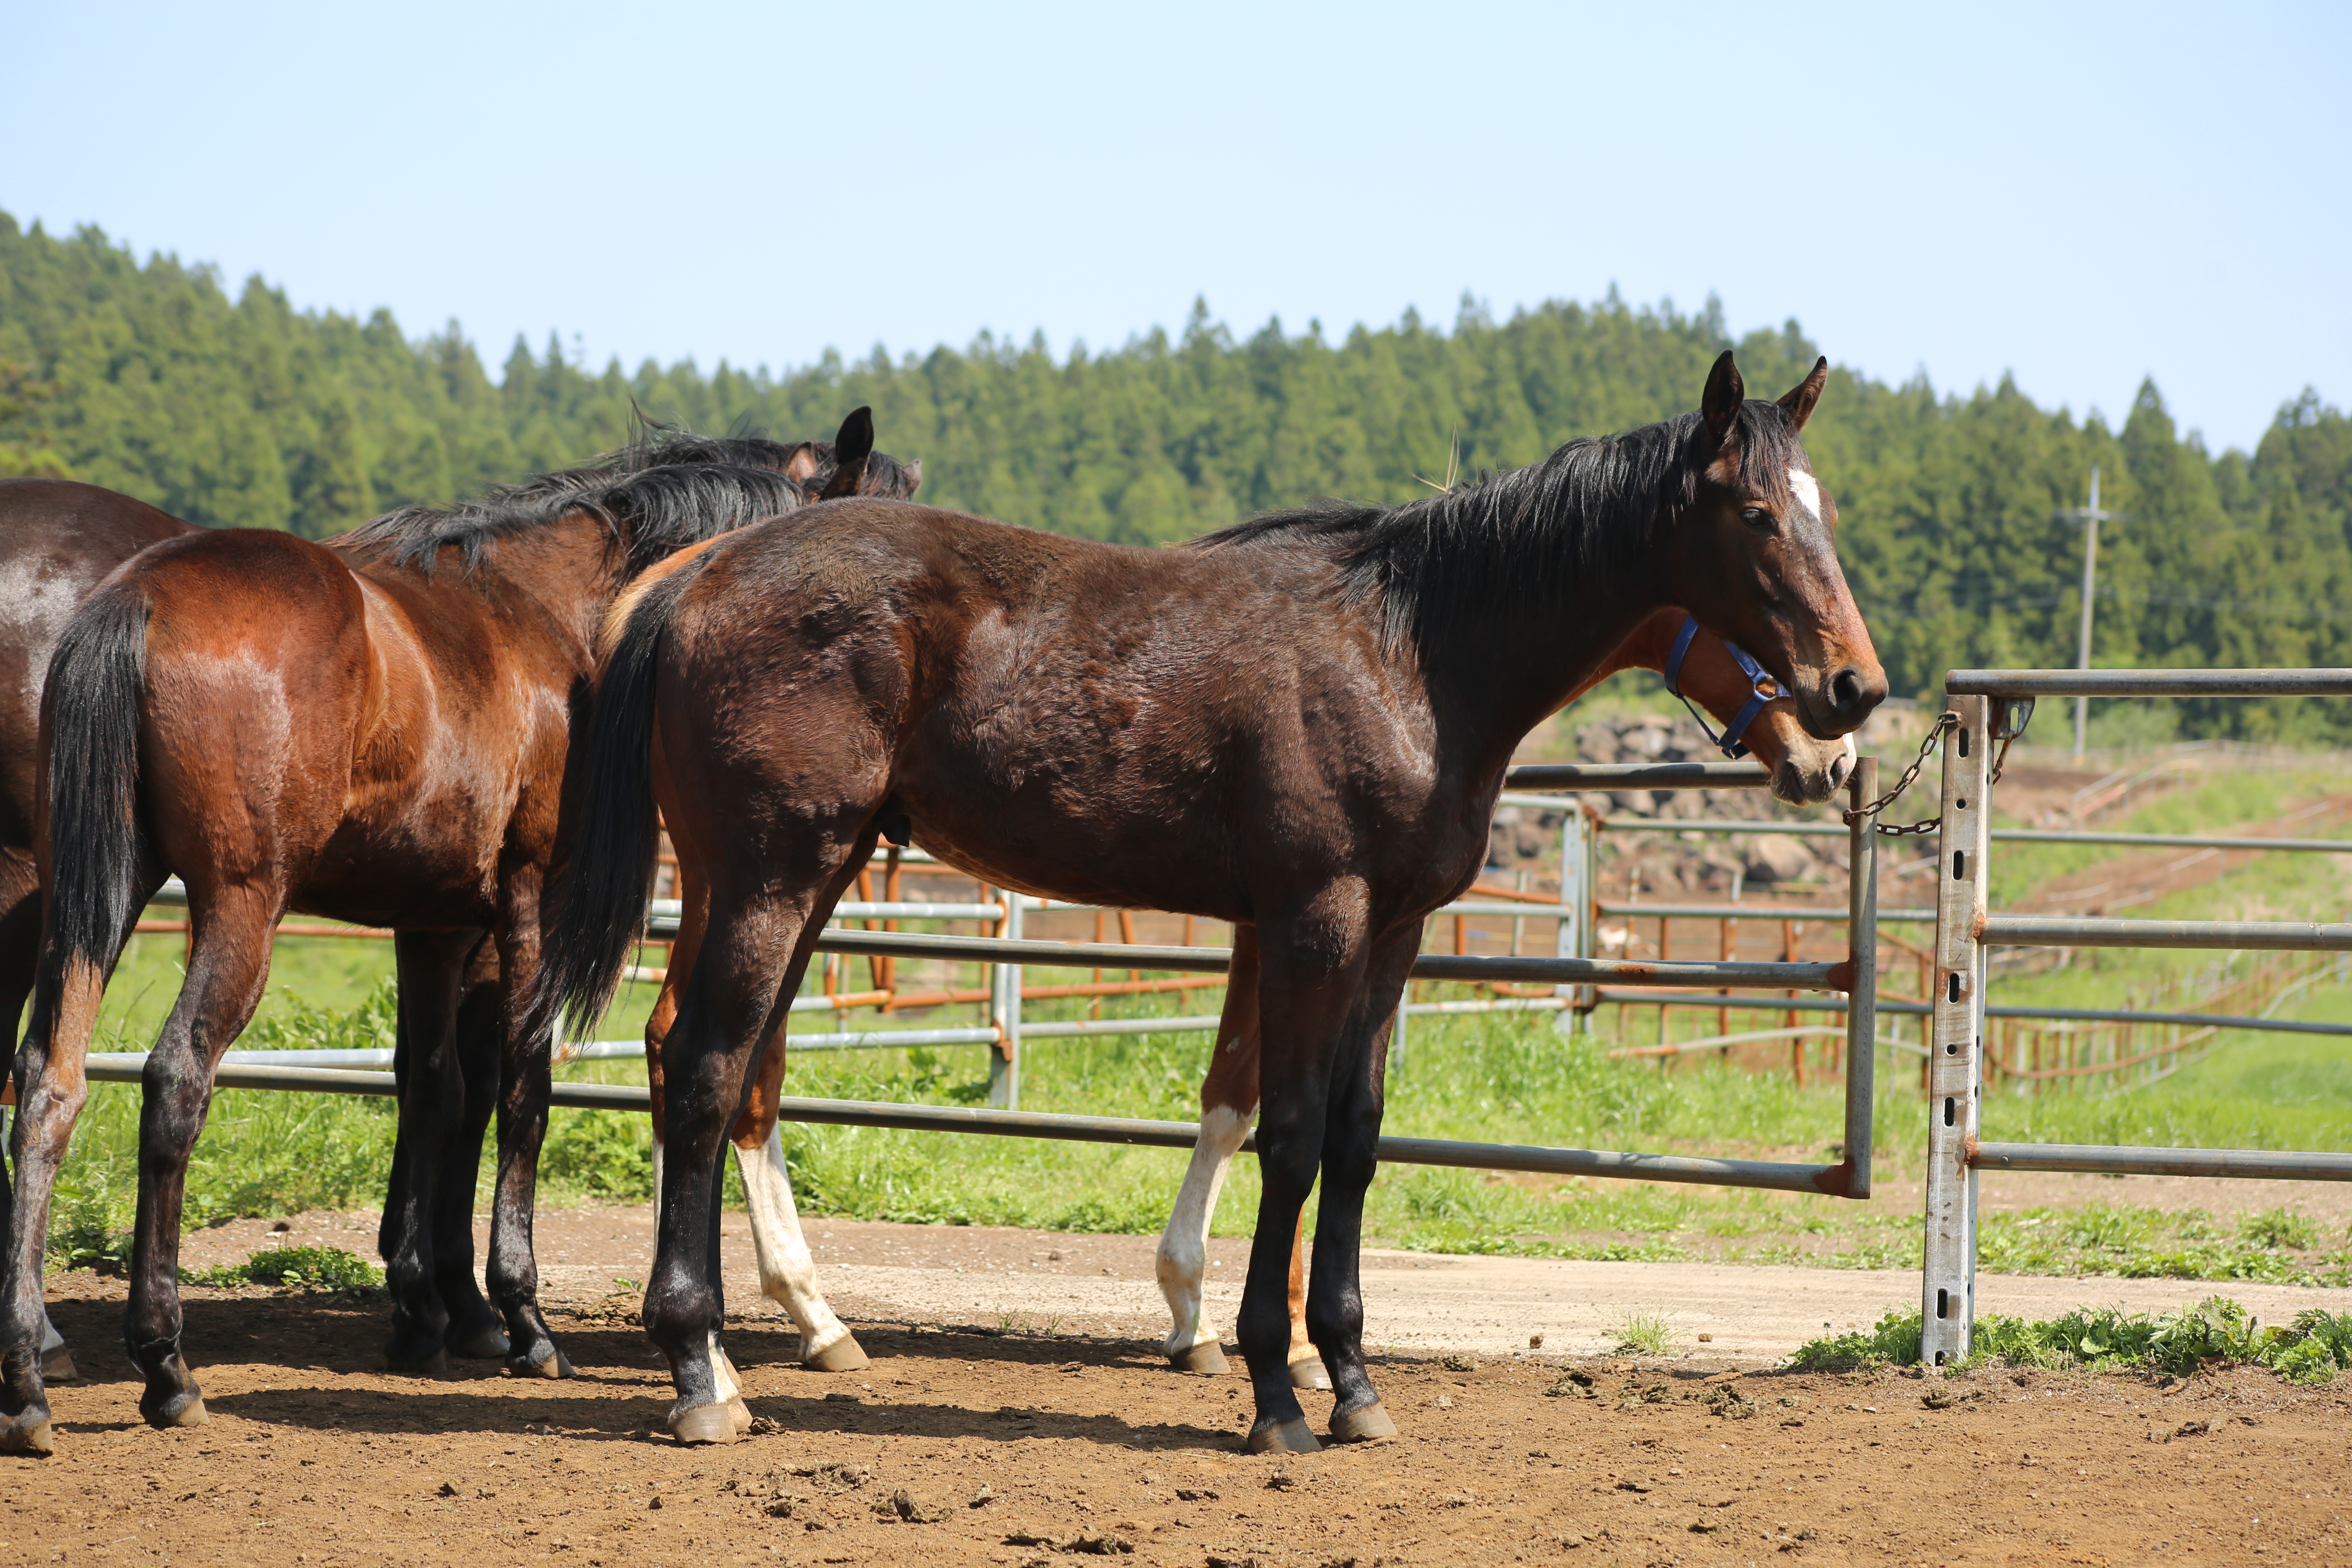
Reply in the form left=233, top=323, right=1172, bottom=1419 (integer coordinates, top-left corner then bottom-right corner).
left=1664, top=616, right=1778, bottom=760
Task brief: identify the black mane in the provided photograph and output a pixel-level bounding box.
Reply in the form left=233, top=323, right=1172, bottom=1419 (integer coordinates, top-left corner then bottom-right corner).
left=343, top=430, right=826, bottom=575
left=1194, top=401, right=1806, bottom=649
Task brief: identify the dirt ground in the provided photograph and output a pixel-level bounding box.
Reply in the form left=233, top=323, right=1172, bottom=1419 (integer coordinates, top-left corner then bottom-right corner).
left=13, top=1214, right=2352, bottom=1567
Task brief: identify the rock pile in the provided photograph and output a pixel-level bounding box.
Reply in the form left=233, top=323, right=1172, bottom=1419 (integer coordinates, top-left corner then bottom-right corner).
left=1487, top=713, right=1847, bottom=896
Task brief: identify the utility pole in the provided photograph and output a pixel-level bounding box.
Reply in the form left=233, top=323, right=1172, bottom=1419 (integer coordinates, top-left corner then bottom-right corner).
left=2056, top=467, right=2115, bottom=763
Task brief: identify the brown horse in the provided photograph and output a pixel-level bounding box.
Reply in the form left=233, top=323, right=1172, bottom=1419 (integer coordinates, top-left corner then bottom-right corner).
left=537, top=351, right=1884, bottom=1449
left=628, top=602, right=1857, bottom=1394
left=0, top=480, right=200, bottom=1383
left=0, top=416, right=918, bottom=1453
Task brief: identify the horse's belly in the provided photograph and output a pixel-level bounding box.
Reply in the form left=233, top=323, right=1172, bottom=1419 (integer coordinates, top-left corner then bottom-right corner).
left=908, top=812, right=1241, bottom=923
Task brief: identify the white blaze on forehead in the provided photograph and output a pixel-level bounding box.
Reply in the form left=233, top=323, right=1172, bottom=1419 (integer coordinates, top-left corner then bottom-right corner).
left=1786, top=468, right=1822, bottom=523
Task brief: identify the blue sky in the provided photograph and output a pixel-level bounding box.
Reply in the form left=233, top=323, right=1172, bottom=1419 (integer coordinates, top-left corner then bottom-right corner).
left=3, top=0, right=2345, bottom=452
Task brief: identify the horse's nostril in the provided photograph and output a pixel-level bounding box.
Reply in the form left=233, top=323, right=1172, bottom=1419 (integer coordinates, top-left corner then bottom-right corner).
left=1830, top=752, right=1853, bottom=788
left=1833, top=668, right=1865, bottom=713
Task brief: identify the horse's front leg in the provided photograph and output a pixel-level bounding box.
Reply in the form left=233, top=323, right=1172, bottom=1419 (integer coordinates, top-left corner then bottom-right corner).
left=1307, top=932, right=1418, bottom=1444
left=485, top=868, right=570, bottom=1379
left=1236, top=905, right=1371, bottom=1454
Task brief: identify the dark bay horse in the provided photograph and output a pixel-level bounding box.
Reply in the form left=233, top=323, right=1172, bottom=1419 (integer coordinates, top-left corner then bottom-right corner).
left=0, top=480, right=198, bottom=1382
left=0, top=416, right=919, bottom=1453
left=625, top=599, right=1857, bottom=1396
left=537, top=351, right=1885, bottom=1449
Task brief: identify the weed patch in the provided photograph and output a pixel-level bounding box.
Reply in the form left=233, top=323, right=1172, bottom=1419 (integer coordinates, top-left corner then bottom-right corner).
left=183, top=1245, right=383, bottom=1291
left=1788, top=1295, right=2352, bottom=1386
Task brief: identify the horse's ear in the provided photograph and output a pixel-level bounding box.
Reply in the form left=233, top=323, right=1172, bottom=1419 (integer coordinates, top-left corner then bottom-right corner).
left=833, top=406, right=875, bottom=467
left=819, top=407, right=876, bottom=499
left=1777, top=357, right=1829, bottom=431
left=902, top=458, right=922, bottom=494
left=784, top=443, right=821, bottom=483
left=1702, top=351, right=1744, bottom=442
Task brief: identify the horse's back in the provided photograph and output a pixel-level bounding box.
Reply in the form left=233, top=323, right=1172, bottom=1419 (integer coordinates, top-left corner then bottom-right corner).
left=659, top=499, right=1438, bottom=918
left=0, top=481, right=197, bottom=853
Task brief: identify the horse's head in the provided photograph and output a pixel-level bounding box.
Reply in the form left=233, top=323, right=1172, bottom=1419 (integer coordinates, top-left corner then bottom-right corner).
left=1662, top=353, right=1884, bottom=741
left=1613, top=607, right=1855, bottom=806
left=782, top=407, right=925, bottom=501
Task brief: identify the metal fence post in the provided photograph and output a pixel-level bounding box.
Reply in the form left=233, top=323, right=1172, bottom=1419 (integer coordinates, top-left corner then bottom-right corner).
left=989, top=897, right=1023, bottom=1109
left=1921, top=696, right=1990, bottom=1363
left=1842, top=755, right=1879, bottom=1197
left=1555, top=802, right=1593, bottom=1033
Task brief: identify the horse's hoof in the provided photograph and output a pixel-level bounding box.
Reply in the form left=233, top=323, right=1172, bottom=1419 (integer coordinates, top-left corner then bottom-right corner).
left=728, top=1396, right=755, bottom=1436
left=0, top=1413, right=55, bottom=1455
left=1245, top=1417, right=1321, bottom=1454
left=801, top=1334, right=868, bottom=1373
left=39, top=1345, right=77, bottom=1384
left=445, top=1325, right=511, bottom=1361
left=1329, top=1400, right=1398, bottom=1443
left=1169, top=1342, right=1227, bottom=1376
left=145, top=1392, right=208, bottom=1430
left=668, top=1402, right=744, bottom=1446
left=1287, top=1356, right=1330, bottom=1391
left=511, top=1344, right=574, bottom=1380
left=387, top=1346, right=452, bottom=1378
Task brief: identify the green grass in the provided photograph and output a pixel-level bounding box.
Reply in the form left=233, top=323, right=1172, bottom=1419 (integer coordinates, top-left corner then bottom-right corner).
left=1788, top=1296, right=2352, bottom=1387
left=38, top=973, right=2352, bottom=1283
left=1612, top=1312, right=1674, bottom=1355
left=182, top=1245, right=383, bottom=1292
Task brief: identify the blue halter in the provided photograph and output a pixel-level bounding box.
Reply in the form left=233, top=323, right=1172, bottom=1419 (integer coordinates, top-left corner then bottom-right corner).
left=1664, top=616, right=1779, bottom=760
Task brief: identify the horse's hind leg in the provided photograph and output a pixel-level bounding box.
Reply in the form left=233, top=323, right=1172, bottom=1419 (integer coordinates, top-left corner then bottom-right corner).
left=434, top=947, right=510, bottom=1360
left=125, top=888, right=279, bottom=1428
left=1158, top=924, right=1330, bottom=1384
left=484, top=865, right=571, bottom=1379
left=0, top=869, right=73, bottom=1385
left=1304, top=935, right=1418, bottom=1446
left=734, top=1004, right=863, bottom=1369
left=651, top=855, right=865, bottom=1444
left=378, top=929, right=486, bottom=1374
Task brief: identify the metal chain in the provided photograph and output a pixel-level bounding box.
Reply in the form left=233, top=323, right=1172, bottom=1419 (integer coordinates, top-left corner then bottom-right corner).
left=1843, top=710, right=1959, bottom=837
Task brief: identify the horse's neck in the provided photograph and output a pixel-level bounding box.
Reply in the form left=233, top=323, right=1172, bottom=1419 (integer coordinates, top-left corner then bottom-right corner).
left=1416, top=588, right=1662, bottom=785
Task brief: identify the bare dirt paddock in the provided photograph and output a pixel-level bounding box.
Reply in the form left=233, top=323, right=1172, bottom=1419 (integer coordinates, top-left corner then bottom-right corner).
left=11, top=1217, right=2352, bottom=1567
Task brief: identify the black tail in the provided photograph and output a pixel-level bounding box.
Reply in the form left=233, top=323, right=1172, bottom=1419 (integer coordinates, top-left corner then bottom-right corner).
left=530, top=564, right=704, bottom=1043
left=38, top=584, right=150, bottom=987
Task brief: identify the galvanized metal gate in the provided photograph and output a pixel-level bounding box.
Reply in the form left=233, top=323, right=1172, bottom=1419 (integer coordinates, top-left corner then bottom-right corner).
left=1919, top=669, right=2352, bottom=1364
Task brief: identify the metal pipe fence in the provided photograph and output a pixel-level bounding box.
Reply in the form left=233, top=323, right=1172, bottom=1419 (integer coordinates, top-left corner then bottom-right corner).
left=94, top=758, right=1891, bottom=1203
left=1920, top=669, right=2352, bottom=1365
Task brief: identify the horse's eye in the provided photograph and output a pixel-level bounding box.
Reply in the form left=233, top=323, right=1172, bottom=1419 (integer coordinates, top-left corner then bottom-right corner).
left=1741, top=506, right=1775, bottom=530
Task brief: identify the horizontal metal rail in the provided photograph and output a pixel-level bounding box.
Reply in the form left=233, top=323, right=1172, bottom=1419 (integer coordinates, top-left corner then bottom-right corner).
left=1596, top=821, right=2352, bottom=851
left=1587, top=989, right=2352, bottom=1037
left=1948, top=668, right=2352, bottom=698
left=1597, top=900, right=1934, bottom=924
left=1503, top=762, right=1771, bottom=791
left=70, top=1058, right=1851, bottom=1193
left=1596, top=817, right=1851, bottom=837
left=1977, top=915, right=2352, bottom=951
left=713, top=925, right=1856, bottom=990
left=1969, top=1140, right=2352, bottom=1181
left=1990, top=828, right=2352, bottom=853
left=1607, top=1023, right=1848, bottom=1059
